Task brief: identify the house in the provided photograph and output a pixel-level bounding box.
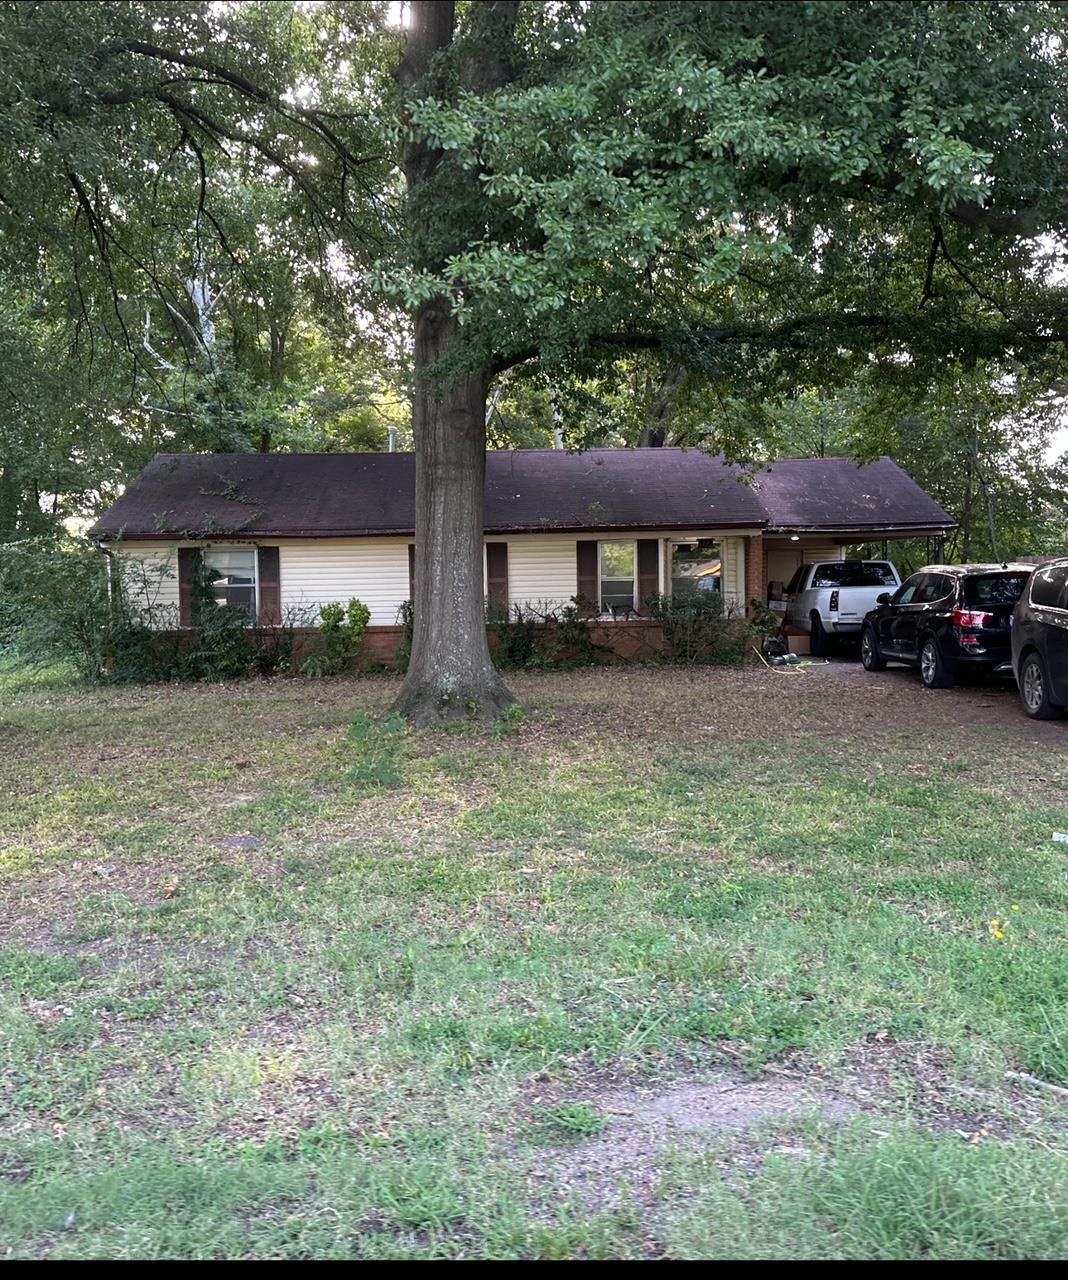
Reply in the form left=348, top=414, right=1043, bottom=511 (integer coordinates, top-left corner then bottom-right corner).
left=88, top=449, right=955, bottom=660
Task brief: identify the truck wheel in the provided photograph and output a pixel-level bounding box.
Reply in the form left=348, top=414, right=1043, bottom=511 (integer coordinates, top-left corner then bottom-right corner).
left=810, top=613, right=830, bottom=657
left=919, top=636, right=954, bottom=689
left=861, top=625, right=886, bottom=671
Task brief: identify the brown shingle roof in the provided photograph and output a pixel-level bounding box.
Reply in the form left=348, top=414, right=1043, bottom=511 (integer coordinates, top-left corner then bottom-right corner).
left=88, top=449, right=954, bottom=540
left=753, top=455, right=955, bottom=534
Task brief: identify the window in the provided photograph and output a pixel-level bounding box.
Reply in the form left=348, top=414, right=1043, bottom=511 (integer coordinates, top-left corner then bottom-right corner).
left=784, top=566, right=807, bottom=595
left=1029, top=566, right=1068, bottom=610
left=671, top=540, right=721, bottom=598
left=891, top=575, right=923, bottom=606
left=810, top=561, right=898, bottom=588
left=600, top=541, right=636, bottom=612
left=203, top=546, right=257, bottom=624
left=964, top=572, right=1031, bottom=608
left=912, top=574, right=953, bottom=604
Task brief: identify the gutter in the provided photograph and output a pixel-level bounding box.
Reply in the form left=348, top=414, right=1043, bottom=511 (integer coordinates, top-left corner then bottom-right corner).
left=766, top=523, right=957, bottom=537
left=90, top=520, right=771, bottom=541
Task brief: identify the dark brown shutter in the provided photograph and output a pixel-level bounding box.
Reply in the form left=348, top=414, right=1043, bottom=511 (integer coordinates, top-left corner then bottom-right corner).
left=177, top=547, right=201, bottom=627
left=486, top=543, right=508, bottom=614
left=407, top=543, right=415, bottom=601
left=576, top=541, right=598, bottom=613
left=257, top=546, right=281, bottom=626
left=636, top=539, right=660, bottom=615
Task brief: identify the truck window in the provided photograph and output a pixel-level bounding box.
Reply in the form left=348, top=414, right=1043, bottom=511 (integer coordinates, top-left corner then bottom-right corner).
left=784, top=567, right=807, bottom=594
left=809, top=562, right=897, bottom=588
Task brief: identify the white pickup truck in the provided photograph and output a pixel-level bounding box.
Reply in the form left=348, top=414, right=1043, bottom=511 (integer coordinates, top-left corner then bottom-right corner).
left=783, top=560, right=901, bottom=655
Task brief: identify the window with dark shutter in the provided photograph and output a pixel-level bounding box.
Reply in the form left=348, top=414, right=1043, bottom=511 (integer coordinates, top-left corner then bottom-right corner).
left=408, top=543, right=415, bottom=601
left=636, top=539, right=660, bottom=615
left=576, top=541, right=598, bottom=614
left=486, top=543, right=508, bottom=617
left=257, top=546, right=281, bottom=626
left=177, top=547, right=202, bottom=628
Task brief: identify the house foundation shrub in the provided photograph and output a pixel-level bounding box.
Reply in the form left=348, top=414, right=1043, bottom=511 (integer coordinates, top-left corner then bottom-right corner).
left=302, top=598, right=371, bottom=676
left=488, top=598, right=601, bottom=670
left=648, top=586, right=751, bottom=665
left=0, top=535, right=306, bottom=683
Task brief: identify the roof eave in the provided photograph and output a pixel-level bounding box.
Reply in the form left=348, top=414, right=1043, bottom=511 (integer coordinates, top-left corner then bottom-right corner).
left=767, top=521, right=958, bottom=538
left=95, top=518, right=769, bottom=541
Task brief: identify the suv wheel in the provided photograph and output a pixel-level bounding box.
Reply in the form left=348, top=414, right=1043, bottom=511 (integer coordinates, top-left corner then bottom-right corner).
left=810, top=613, right=830, bottom=657
left=861, top=625, right=886, bottom=671
left=919, top=636, right=954, bottom=689
left=1019, top=651, right=1064, bottom=720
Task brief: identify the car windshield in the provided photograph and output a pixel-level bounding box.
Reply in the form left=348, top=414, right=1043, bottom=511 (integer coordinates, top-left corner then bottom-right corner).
left=810, top=562, right=897, bottom=588
left=963, top=573, right=1030, bottom=607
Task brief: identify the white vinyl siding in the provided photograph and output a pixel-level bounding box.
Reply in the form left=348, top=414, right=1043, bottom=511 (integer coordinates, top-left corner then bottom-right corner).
left=721, top=536, right=745, bottom=610
left=505, top=536, right=578, bottom=612
left=280, top=538, right=411, bottom=626
left=113, top=543, right=180, bottom=620
left=111, top=530, right=758, bottom=629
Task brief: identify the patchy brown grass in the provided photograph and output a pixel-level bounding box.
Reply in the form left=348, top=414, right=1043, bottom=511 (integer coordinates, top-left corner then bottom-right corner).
left=1, top=660, right=1066, bottom=1258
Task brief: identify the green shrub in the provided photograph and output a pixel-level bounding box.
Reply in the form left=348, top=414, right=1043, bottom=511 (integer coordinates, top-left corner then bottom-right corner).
left=0, top=535, right=304, bottom=683
left=395, top=599, right=415, bottom=672
left=648, top=584, right=749, bottom=665
left=488, top=604, right=539, bottom=669
left=302, top=598, right=371, bottom=676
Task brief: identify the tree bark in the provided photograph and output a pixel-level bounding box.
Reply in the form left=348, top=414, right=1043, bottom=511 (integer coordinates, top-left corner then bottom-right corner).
left=392, top=302, right=516, bottom=725
left=391, top=0, right=521, bottom=725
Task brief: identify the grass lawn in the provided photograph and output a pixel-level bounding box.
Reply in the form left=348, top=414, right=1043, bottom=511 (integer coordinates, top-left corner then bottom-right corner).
left=1, top=657, right=1067, bottom=1259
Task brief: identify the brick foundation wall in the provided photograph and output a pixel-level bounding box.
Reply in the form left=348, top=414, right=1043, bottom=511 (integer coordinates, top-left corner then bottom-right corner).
left=166, top=613, right=762, bottom=670
left=225, top=621, right=673, bottom=670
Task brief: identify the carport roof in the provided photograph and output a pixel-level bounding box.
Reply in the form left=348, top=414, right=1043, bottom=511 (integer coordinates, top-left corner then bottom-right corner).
left=88, top=448, right=955, bottom=541
left=753, top=455, right=955, bottom=536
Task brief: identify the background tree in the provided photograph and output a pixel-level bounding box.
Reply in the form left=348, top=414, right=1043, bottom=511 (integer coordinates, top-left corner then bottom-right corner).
left=0, top=0, right=397, bottom=531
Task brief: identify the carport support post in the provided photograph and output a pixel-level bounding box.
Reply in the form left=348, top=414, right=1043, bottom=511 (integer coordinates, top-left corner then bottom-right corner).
left=745, top=536, right=765, bottom=609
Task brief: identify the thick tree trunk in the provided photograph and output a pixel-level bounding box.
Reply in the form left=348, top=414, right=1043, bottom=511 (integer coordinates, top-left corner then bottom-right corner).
left=391, top=301, right=516, bottom=726
left=391, top=0, right=521, bottom=726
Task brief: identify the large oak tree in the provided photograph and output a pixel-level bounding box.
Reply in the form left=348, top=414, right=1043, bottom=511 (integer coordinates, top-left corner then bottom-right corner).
left=388, top=0, right=1067, bottom=722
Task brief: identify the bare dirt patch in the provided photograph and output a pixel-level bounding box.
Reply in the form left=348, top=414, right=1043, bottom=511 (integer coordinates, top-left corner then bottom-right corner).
left=527, top=1071, right=856, bottom=1209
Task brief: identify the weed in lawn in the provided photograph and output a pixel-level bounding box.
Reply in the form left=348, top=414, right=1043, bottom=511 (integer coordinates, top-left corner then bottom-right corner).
left=533, top=1101, right=608, bottom=1140
left=346, top=711, right=406, bottom=788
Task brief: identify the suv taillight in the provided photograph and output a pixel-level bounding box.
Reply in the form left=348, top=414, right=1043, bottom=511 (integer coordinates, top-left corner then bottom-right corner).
left=952, top=608, right=993, bottom=628
left=829, top=590, right=839, bottom=612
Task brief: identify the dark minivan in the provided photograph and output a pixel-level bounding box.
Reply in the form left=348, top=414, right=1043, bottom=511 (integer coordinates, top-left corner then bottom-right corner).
left=1011, top=558, right=1068, bottom=720
left=860, top=564, right=1033, bottom=689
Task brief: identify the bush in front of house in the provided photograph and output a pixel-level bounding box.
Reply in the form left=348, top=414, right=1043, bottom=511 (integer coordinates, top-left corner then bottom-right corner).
left=647, top=584, right=752, bottom=665
left=301, top=598, right=372, bottom=676
left=488, top=598, right=599, bottom=670
left=0, top=535, right=306, bottom=683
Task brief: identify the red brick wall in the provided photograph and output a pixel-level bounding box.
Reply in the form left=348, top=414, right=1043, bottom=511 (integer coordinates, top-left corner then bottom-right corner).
left=251, top=621, right=672, bottom=669
left=745, top=535, right=765, bottom=611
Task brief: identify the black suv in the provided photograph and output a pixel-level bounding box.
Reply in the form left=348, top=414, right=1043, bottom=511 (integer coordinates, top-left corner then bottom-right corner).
left=1011, top=559, right=1068, bottom=720
left=860, top=564, right=1033, bottom=689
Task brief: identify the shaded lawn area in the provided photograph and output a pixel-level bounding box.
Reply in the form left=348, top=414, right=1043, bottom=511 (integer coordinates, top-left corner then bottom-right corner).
left=1, top=658, right=1067, bottom=1259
